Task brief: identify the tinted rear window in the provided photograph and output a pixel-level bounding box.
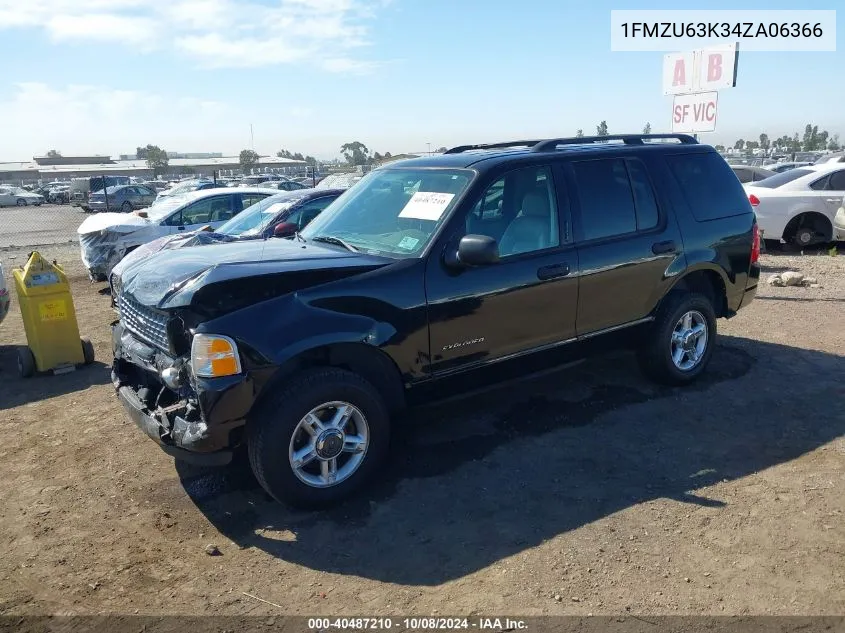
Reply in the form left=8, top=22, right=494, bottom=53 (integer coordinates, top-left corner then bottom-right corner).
left=753, top=168, right=813, bottom=189
left=665, top=152, right=751, bottom=221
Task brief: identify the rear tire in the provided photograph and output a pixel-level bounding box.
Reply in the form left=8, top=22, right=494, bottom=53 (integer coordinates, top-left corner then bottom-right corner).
left=121, top=201, right=132, bottom=213
left=247, top=367, right=390, bottom=509
left=16, top=199, right=26, bottom=206
left=637, top=292, right=717, bottom=386
left=793, top=227, right=816, bottom=248
left=80, top=337, right=95, bottom=365
left=17, top=346, right=36, bottom=378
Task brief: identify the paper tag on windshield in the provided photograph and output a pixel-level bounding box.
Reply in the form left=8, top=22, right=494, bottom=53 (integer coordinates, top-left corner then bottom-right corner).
left=398, top=192, right=455, bottom=221
left=397, top=236, right=420, bottom=250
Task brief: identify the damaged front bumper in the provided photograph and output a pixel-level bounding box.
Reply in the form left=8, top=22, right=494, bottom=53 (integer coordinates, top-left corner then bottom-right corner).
left=111, top=320, right=252, bottom=466
left=80, top=231, right=133, bottom=280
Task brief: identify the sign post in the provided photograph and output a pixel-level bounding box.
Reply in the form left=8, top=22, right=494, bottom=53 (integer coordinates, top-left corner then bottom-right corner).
left=663, top=43, right=738, bottom=136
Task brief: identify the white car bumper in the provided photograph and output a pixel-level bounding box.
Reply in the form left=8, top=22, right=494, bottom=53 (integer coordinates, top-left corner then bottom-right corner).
left=834, top=206, right=845, bottom=241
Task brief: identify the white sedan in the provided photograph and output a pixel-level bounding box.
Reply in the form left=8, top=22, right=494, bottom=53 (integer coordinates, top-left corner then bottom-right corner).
left=0, top=186, right=44, bottom=207
left=744, top=163, right=845, bottom=247
left=77, top=187, right=277, bottom=280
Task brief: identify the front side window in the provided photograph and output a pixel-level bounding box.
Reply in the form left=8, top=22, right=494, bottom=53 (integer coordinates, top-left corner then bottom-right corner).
left=300, top=168, right=473, bottom=257
left=465, top=166, right=560, bottom=257
left=178, top=195, right=233, bottom=225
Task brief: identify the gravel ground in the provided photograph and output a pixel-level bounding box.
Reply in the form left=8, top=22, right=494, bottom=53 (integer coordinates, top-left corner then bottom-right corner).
left=0, top=243, right=843, bottom=617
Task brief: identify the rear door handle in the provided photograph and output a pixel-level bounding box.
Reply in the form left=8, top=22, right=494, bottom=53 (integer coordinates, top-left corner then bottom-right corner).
left=825, top=198, right=842, bottom=203
left=537, top=263, right=570, bottom=280
left=652, top=240, right=678, bottom=255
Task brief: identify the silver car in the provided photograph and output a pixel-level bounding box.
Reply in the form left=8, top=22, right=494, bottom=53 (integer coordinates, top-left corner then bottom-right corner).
left=0, top=186, right=44, bottom=207
left=88, top=184, right=157, bottom=213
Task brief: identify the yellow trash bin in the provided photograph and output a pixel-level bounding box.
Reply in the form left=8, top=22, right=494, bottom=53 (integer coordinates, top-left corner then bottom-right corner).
left=12, top=251, right=95, bottom=377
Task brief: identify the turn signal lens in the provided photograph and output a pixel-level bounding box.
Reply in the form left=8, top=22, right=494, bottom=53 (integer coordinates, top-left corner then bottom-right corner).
left=191, top=334, right=242, bottom=378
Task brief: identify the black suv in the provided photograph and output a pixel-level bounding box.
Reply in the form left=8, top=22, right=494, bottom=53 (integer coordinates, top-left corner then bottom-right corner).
left=111, top=134, right=760, bottom=508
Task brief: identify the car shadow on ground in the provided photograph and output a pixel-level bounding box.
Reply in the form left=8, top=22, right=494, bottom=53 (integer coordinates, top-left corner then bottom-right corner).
left=0, top=345, right=111, bottom=410
left=175, top=336, right=845, bottom=586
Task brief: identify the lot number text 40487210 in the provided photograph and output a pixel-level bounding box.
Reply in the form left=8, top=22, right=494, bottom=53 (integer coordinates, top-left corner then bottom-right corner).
left=307, top=617, right=528, bottom=630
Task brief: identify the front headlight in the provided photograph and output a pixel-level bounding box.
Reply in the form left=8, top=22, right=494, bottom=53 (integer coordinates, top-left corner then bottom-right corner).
left=190, top=334, right=242, bottom=378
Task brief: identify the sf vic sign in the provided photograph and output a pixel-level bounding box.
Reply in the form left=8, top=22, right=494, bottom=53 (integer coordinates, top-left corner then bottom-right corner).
left=663, top=43, right=737, bottom=133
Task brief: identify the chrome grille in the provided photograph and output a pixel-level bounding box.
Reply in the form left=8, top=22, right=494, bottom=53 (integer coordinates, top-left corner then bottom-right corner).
left=117, top=292, right=170, bottom=351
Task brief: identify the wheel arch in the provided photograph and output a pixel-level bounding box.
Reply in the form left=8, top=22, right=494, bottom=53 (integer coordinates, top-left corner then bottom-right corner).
left=782, top=211, right=833, bottom=243
left=666, top=267, right=729, bottom=317
left=254, top=342, right=406, bottom=416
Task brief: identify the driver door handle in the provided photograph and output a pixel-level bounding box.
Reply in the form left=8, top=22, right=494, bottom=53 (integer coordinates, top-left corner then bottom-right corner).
left=537, top=263, right=570, bottom=280
left=652, top=240, right=678, bottom=255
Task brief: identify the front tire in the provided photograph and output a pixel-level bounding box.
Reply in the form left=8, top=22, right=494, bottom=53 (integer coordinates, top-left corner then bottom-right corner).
left=637, top=292, right=716, bottom=386
left=247, top=367, right=390, bottom=509
left=16, top=199, right=26, bottom=206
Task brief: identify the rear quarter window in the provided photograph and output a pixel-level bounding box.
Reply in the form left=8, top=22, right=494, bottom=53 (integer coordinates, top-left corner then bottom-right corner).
left=666, top=152, right=751, bottom=222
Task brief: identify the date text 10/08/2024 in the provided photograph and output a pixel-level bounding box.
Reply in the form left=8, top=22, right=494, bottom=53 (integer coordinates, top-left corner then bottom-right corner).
left=307, top=617, right=528, bottom=630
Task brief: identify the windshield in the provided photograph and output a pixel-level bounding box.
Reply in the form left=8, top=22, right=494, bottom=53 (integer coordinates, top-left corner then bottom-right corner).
left=752, top=168, right=814, bottom=189
left=217, top=193, right=298, bottom=236
left=299, top=167, right=473, bottom=257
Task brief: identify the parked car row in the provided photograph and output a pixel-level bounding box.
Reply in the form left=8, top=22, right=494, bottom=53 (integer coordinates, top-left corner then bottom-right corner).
left=106, top=134, right=763, bottom=509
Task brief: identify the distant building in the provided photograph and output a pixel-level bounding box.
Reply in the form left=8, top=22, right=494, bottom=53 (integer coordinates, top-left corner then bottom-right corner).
left=0, top=154, right=306, bottom=183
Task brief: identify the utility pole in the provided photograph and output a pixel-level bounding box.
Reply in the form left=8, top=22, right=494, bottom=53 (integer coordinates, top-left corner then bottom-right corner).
left=426, top=142, right=431, bottom=156
left=250, top=124, right=254, bottom=151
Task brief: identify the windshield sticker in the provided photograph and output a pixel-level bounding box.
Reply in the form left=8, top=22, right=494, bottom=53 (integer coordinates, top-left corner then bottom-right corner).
left=397, top=236, right=420, bottom=250
left=398, top=192, right=455, bottom=221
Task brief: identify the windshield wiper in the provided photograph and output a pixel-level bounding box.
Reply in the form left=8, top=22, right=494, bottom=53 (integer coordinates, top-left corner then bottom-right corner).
left=293, top=231, right=306, bottom=243
left=310, top=235, right=358, bottom=252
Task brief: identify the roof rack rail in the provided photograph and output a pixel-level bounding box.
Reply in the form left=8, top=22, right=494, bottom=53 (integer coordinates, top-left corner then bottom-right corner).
left=531, top=134, right=697, bottom=153
left=443, top=140, right=543, bottom=154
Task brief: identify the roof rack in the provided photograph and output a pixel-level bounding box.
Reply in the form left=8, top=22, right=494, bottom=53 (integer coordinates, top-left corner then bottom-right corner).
left=443, top=140, right=543, bottom=154
left=443, top=134, right=698, bottom=155
left=531, top=134, right=697, bottom=153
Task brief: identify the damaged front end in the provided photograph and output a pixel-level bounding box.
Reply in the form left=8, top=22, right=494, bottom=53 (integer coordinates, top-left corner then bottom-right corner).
left=111, top=314, right=248, bottom=466
left=80, top=230, right=134, bottom=281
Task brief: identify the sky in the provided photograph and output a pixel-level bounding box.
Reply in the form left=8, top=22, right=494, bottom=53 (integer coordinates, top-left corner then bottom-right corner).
left=0, top=0, right=841, bottom=161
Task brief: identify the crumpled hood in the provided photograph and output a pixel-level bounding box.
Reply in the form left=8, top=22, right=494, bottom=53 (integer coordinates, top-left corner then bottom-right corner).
left=119, top=237, right=392, bottom=309
left=77, top=212, right=150, bottom=235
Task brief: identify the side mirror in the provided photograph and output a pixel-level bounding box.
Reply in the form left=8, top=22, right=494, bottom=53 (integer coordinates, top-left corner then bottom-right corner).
left=445, top=234, right=500, bottom=268
left=273, top=221, right=297, bottom=238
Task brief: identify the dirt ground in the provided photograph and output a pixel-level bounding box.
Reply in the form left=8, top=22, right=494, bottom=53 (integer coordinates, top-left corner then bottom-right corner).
left=0, top=242, right=843, bottom=617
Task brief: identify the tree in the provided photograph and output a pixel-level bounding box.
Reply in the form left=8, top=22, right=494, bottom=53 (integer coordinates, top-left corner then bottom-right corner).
left=304, top=155, right=318, bottom=166
left=137, top=144, right=169, bottom=176
left=46, top=149, right=62, bottom=158
left=642, top=122, right=652, bottom=135
left=745, top=140, right=759, bottom=151
left=276, top=149, right=293, bottom=159
left=596, top=121, right=609, bottom=136
left=239, top=149, right=260, bottom=172
left=829, top=134, right=841, bottom=151
left=341, top=141, right=370, bottom=166
left=734, top=139, right=745, bottom=150
left=436, top=146, right=448, bottom=153
left=802, top=124, right=820, bottom=152
left=759, top=133, right=770, bottom=151
left=714, top=144, right=726, bottom=152
left=575, top=129, right=584, bottom=138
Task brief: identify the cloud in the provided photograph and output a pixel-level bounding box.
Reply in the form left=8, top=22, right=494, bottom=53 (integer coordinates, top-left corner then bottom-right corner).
left=321, top=57, right=382, bottom=74
left=0, top=83, right=230, bottom=158
left=0, top=0, right=386, bottom=70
